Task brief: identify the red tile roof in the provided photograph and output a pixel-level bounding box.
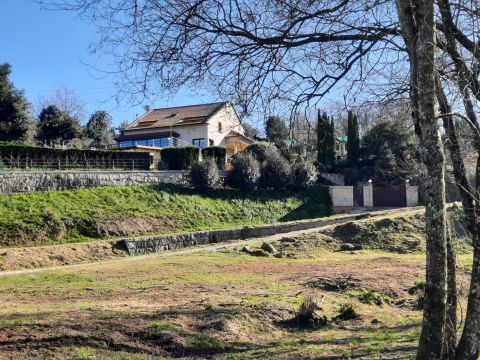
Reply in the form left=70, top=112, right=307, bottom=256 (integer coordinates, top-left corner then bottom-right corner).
left=124, top=102, right=227, bottom=130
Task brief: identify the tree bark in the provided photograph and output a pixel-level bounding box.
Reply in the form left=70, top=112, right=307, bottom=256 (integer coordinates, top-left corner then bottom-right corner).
left=396, top=1, right=448, bottom=358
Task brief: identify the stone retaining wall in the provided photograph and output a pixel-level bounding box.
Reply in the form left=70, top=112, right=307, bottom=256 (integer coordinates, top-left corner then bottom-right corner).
left=0, top=171, right=190, bottom=194
left=123, top=214, right=366, bottom=256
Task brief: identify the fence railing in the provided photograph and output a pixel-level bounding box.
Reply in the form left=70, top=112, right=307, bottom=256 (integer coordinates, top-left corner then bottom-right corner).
left=0, top=158, right=151, bottom=172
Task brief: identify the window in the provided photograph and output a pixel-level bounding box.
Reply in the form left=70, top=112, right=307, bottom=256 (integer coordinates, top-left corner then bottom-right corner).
left=135, top=139, right=148, bottom=146
left=192, top=138, right=206, bottom=148
left=119, top=141, right=133, bottom=147
left=153, top=137, right=170, bottom=147
left=218, top=122, right=223, bottom=132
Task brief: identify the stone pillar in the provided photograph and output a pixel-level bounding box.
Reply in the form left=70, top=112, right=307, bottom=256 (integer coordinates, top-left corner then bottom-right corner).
left=363, top=179, right=373, bottom=208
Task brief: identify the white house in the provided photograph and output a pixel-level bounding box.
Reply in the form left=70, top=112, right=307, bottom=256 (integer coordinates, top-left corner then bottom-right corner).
left=117, top=102, right=253, bottom=159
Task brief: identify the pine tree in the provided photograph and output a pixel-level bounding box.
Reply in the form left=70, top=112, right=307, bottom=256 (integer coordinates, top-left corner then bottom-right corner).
left=37, top=105, right=82, bottom=143
left=347, top=110, right=360, bottom=166
left=0, top=64, right=33, bottom=142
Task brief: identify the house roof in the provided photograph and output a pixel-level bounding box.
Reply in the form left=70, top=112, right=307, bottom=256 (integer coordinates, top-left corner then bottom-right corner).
left=124, top=102, right=228, bottom=131
left=224, top=130, right=255, bottom=144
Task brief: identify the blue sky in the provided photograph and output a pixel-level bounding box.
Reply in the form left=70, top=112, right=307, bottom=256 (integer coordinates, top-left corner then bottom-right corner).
left=1, top=0, right=215, bottom=127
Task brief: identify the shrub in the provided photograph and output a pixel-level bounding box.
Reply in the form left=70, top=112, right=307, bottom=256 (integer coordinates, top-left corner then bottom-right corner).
left=295, top=296, right=319, bottom=325
left=293, top=296, right=328, bottom=328
left=260, top=152, right=292, bottom=189
left=291, top=161, right=318, bottom=189
left=190, top=158, right=220, bottom=192
left=227, top=152, right=261, bottom=190
left=201, top=146, right=226, bottom=170
left=161, top=147, right=199, bottom=170
left=245, top=142, right=280, bottom=162
left=334, top=303, right=359, bottom=321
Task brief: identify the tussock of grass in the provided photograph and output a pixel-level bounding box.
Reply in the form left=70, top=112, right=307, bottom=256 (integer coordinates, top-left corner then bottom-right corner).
left=0, top=184, right=331, bottom=247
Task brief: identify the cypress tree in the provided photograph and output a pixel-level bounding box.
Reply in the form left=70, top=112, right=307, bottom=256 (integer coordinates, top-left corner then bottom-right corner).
left=347, top=110, right=360, bottom=166
left=317, top=111, right=336, bottom=169
left=316, top=110, right=326, bottom=166
left=327, top=117, right=336, bottom=167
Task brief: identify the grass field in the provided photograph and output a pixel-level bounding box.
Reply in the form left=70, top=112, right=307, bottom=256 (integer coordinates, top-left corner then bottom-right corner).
left=0, top=210, right=472, bottom=359
left=0, top=184, right=331, bottom=247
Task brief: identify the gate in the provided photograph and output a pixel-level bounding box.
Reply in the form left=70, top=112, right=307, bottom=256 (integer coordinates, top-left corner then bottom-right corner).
left=353, top=186, right=364, bottom=206
left=373, top=186, right=407, bottom=207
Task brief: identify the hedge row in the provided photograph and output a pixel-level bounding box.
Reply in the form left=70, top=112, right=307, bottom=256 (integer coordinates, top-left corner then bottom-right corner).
left=0, top=143, right=151, bottom=170
left=160, top=147, right=200, bottom=170
left=160, top=146, right=226, bottom=170
left=201, top=146, right=226, bottom=170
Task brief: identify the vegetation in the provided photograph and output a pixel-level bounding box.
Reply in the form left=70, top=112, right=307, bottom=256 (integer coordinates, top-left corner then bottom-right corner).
left=0, top=184, right=331, bottom=247
left=0, top=143, right=150, bottom=171
left=37, top=105, right=82, bottom=143
left=200, top=146, right=226, bottom=170
left=160, top=147, right=199, bottom=170
left=227, top=152, right=261, bottom=190
left=316, top=111, right=335, bottom=169
left=346, top=110, right=360, bottom=167
left=265, top=115, right=289, bottom=145
left=259, top=151, right=292, bottom=189
left=0, top=63, right=33, bottom=143
left=290, top=160, right=318, bottom=189
left=84, top=110, right=115, bottom=145
left=245, top=142, right=280, bottom=162
left=190, top=158, right=221, bottom=192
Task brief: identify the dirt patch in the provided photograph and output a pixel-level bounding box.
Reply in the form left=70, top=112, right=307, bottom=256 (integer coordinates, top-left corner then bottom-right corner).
left=304, top=275, right=361, bottom=292
left=322, top=214, right=426, bottom=253
left=0, top=240, right=127, bottom=271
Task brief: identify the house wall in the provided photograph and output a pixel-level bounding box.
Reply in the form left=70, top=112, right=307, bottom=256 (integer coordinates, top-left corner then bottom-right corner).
left=207, top=103, right=244, bottom=146
left=122, top=124, right=209, bottom=147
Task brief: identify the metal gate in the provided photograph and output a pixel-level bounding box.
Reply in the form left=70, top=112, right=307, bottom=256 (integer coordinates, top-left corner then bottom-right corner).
left=373, top=186, right=407, bottom=207
left=353, top=186, right=364, bottom=206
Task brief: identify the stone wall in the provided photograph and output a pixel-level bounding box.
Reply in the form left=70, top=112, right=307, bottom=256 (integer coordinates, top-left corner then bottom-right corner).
left=123, top=213, right=365, bottom=256
left=0, top=171, right=190, bottom=194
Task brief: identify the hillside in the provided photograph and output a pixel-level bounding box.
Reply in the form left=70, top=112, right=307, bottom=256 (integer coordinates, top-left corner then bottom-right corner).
left=0, top=184, right=331, bottom=247
left=0, top=208, right=472, bottom=359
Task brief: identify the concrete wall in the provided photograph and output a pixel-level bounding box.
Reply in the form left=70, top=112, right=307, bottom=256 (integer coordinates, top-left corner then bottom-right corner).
left=406, top=185, right=419, bottom=207
left=329, top=184, right=419, bottom=212
left=0, top=171, right=190, bottom=194
left=123, top=213, right=367, bottom=256
left=329, top=186, right=354, bottom=206
left=363, top=185, right=373, bottom=207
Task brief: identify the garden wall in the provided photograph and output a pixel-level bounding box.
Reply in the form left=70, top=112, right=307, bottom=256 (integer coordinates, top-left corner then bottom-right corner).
left=123, top=213, right=365, bottom=256
left=0, top=171, right=190, bottom=194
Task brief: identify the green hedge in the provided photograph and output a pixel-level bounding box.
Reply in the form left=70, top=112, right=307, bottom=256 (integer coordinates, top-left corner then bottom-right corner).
left=161, top=147, right=199, bottom=170
left=0, top=143, right=151, bottom=170
left=201, top=146, right=226, bottom=169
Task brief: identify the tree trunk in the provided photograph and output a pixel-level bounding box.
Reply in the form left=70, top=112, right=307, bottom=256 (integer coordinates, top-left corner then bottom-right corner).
left=396, top=1, right=449, bottom=358
left=455, top=156, right=480, bottom=360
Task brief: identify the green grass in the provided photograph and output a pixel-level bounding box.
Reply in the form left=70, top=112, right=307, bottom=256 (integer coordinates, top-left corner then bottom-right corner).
left=0, top=184, right=331, bottom=247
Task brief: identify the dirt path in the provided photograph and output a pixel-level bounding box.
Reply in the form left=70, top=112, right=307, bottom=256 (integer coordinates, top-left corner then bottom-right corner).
left=0, top=223, right=355, bottom=277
